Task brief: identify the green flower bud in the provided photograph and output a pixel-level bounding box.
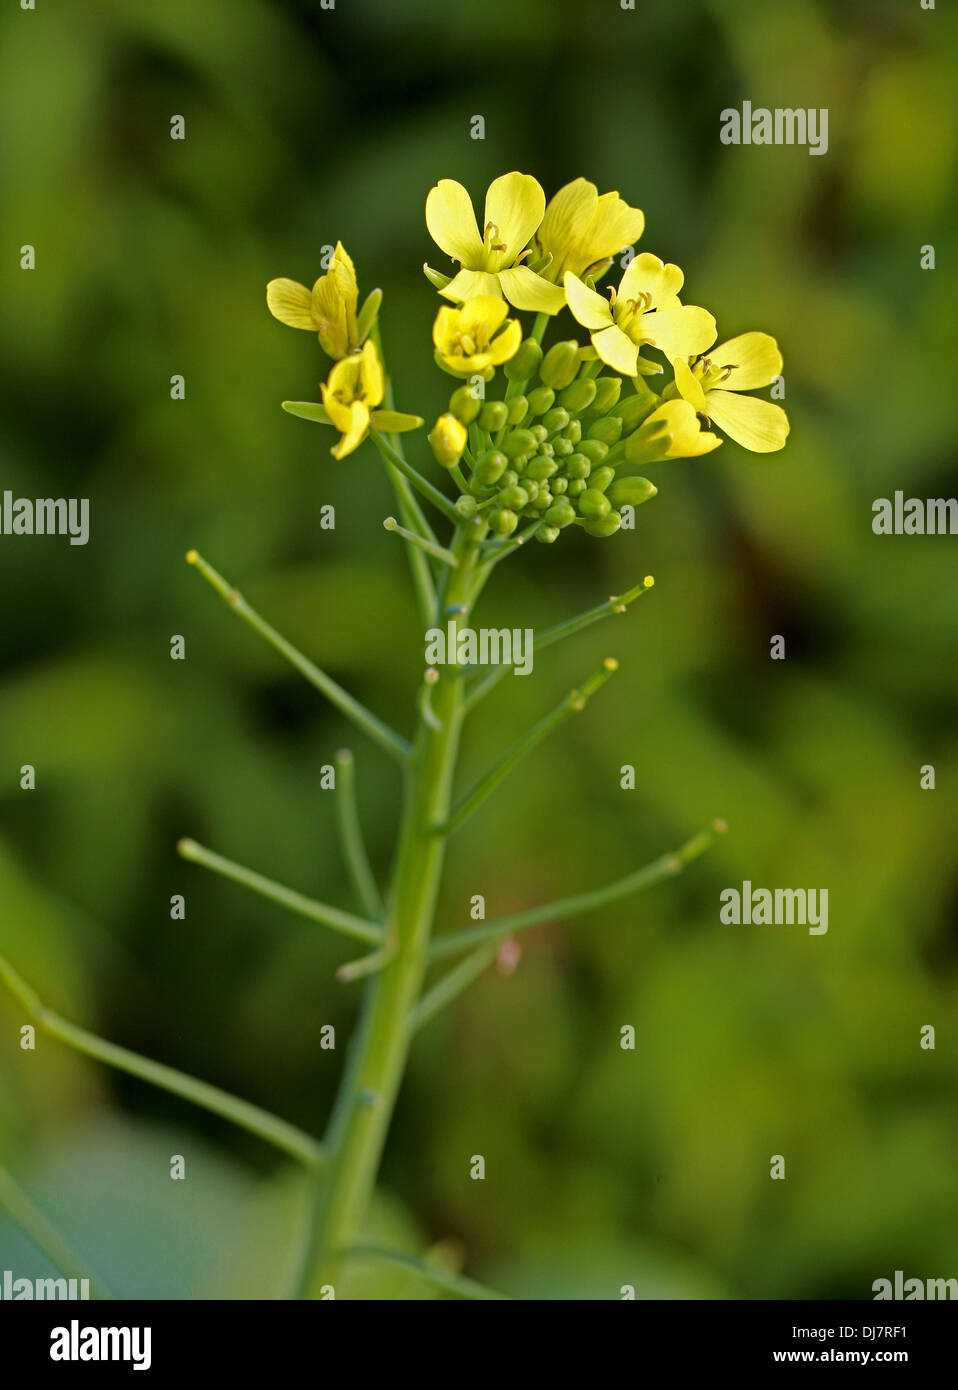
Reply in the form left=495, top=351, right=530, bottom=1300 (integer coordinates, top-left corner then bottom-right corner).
left=504, top=337, right=543, bottom=382
left=523, top=479, right=540, bottom=501
left=506, top=395, right=529, bottom=426
left=544, top=500, right=576, bottom=528
left=429, top=413, right=468, bottom=467
left=455, top=494, right=479, bottom=519
left=607, top=476, right=657, bottom=508
left=449, top=383, right=482, bottom=426
left=587, top=416, right=623, bottom=445
left=542, top=406, right=570, bottom=435
left=478, top=400, right=509, bottom=433
left=567, top=477, right=587, bottom=497
left=553, top=437, right=573, bottom=457
left=489, top=508, right=519, bottom=536
left=535, top=524, right=561, bottom=544
left=537, top=441, right=554, bottom=457
left=498, top=484, right=529, bottom=511
left=551, top=476, right=569, bottom=494
left=502, top=469, right=519, bottom=487
left=539, top=340, right=580, bottom=391
left=563, top=419, right=582, bottom=444
left=591, top=377, right=622, bottom=413
left=531, top=488, right=553, bottom=511
left=502, top=428, right=537, bottom=459
left=578, top=439, right=609, bottom=464
left=589, top=466, right=615, bottom=493
left=526, top=386, right=555, bottom=417
left=558, top=378, right=597, bottom=414
left=565, top=453, right=591, bottom=480
left=577, top=488, right=611, bottom=519
left=530, top=424, right=549, bottom=445
left=610, top=391, right=659, bottom=435
left=526, top=455, right=558, bottom=481
left=474, top=449, right=508, bottom=486
left=583, top=510, right=622, bottom=538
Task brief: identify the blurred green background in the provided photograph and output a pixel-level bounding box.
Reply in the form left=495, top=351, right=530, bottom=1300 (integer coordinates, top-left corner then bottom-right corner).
left=1, top=0, right=957, bottom=1299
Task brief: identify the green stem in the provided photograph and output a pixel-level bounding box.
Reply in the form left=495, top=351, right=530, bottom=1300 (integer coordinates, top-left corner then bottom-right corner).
left=371, top=432, right=461, bottom=527
left=0, top=1165, right=114, bottom=1299
left=297, top=521, right=490, bottom=1297
left=429, top=819, right=728, bottom=959
left=412, top=939, right=502, bottom=1033
left=344, top=1242, right=507, bottom=1300
left=0, top=956, right=325, bottom=1170
left=333, top=749, right=385, bottom=922
left=178, top=838, right=383, bottom=945
left=187, top=550, right=411, bottom=765
left=383, top=516, right=457, bottom=568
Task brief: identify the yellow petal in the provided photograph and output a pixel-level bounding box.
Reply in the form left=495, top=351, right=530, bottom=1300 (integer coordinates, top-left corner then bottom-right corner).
left=672, top=356, right=709, bottom=413
left=709, top=332, right=783, bottom=390
left=432, top=304, right=462, bottom=353
left=646, top=401, right=722, bottom=458
left=484, top=172, right=545, bottom=265
left=459, top=295, right=510, bottom=335
left=619, top=252, right=685, bottom=305
left=360, top=340, right=384, bottom=407
left=563, top=272, right=613, bottom=331
left=426, top=180, right=483, bottom=264
left=321, top=382, right=354, bottom=434
left=487, top=316, right=522, bottom=365
left=643, top=302, right=716, bottom=360
left=266, top=278, right=316, bottom=330
left=705, top=391, right=790, bottom=452
left=311, top=275, right=350, bottom=358
left=440, top=268, right=503, bottom=302
left=496, top=266, right=565, bottom=314
left=592, top=324, right=639, bottom=375
left=578, top=192, right=645, bottom=269
left=537, top=178, right=599, bottom=275
left=330, top=401, right=369, bottom=459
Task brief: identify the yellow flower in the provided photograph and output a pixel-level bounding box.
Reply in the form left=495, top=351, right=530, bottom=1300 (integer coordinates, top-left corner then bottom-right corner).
left=624, top=400, right=722, bottom=465
left=432, top=297, right=522, bottom=378
left=320, top=340, right=384, bottom=458
left=267, top=242, right=361, bottom=359
left=425, top=172, right=565, bottom=314
left=564, top=253, right=716, bottom=376
left=672, top=332, right=789, bottom=453
left=536, top=177, right=645, bottom=282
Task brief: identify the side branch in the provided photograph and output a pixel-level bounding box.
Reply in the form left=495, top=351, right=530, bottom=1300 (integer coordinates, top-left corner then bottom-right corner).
left=343, top=1242, right=508, bottom=1300
left=186, top=549, right=411, bottom=765
left=177, top=838, right=384, bottom=945
left=0, top=956, right=326, bottom=1170
left=370, top=432, right=461, bottom=527
left=429, top=819, right=728, bottom=960
left=0, top=1166, right=114, bottom=1300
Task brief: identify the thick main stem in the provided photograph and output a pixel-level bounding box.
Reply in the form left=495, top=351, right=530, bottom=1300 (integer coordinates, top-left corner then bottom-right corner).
left=300, top=522, right=486, bottom=1296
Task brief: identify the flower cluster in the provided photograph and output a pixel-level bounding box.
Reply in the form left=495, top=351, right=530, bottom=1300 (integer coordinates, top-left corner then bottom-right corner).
left=267, top=172, right=788, bottom=537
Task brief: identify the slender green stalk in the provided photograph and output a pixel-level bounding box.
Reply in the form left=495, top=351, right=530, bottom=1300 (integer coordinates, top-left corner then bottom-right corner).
left=429, top=819, right=728, bottom=959
left=0, top=956, right=325, bottom=1169
left=177, top=838, right=383, bottom=945
left=370, top=432, right=461, bottom=526
left=464, top=575, right=654, bottom=710
left=296, top=521, right=491, bottom=1297
left=333, top=749, right=385, bottom=922
left=344, top=1242, right=507, bottom=1300
left=0, top=1166, right=114, bottom=1299
left=412, top=939, right=502, bottom=1033
left=336, top=944, right=395, bottom=984
left=477, top=520, right=541, bottom=570
left=186, top=549, right=411, bottom=765
left=383, top=516, right=457, bottom=567
left=438, top=657, right=619, bottom=835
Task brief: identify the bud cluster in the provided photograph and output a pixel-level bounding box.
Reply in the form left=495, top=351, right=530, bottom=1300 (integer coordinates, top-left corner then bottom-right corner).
left=443, top=338, right=659, bottom=542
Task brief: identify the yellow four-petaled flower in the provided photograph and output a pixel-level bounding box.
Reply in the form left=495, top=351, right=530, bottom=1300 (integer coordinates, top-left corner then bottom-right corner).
left=432, top=297, right=522, bottom=378
left=267, top=242, right=362, bottom=359
left=673, top=332, right=789, bottom=453
left=320, top=341, right=385, bottom=459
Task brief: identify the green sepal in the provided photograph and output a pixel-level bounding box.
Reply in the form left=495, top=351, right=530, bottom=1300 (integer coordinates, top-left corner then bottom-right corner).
left=423, top=262, right=452, bottom=290
left=371, top=410, right=424, bottom=433
left=356, top=288, right=383, bottom=343
left=282, top=400, right=332, bottom=425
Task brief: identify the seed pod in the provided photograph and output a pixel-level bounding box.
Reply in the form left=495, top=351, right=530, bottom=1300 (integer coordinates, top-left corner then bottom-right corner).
left=506, top=395, right=529, bottom=426
left=589, top=466, right=615, bottom=493
left=587, top=416, right=623, bottom=445
left=473, top=449, right=508, bottom=486
left=558, top=378, right=597, bottom=414
left=526, top=386, right=555, bottom=417
left=498, top=484, right=529, bottom=511
left=455, top=494, right=479, bottom=520
left=526, top=456, right=558, bottom=481
left=502, top=428, right=537, bottom=459
left=591, top=377, right=622, bottom=413
left=449, top=384, right=482, bottom=425
left=544, top=500, right=576, bottom=528
left=577, top=488, right=611, bottom=520
left=541, top=406, right=570, bottom=435
left=583, top=510, right=622, bottom=538
left=553, top=437, right=573, bottom=458
left=607, top=476, right=657, bottom=508
left=535, top=524, right=561, bottom=544
left=504, top=337, right=543, bottom=382
left=489, top=507, right=519, bottom=535
left=578, top=439, right=609, bottom=464
left=564, top=453, right=592, bottom=480
left=539, top=340, right=580, bottom=391
left=478, top=400, right=509, bottom=433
